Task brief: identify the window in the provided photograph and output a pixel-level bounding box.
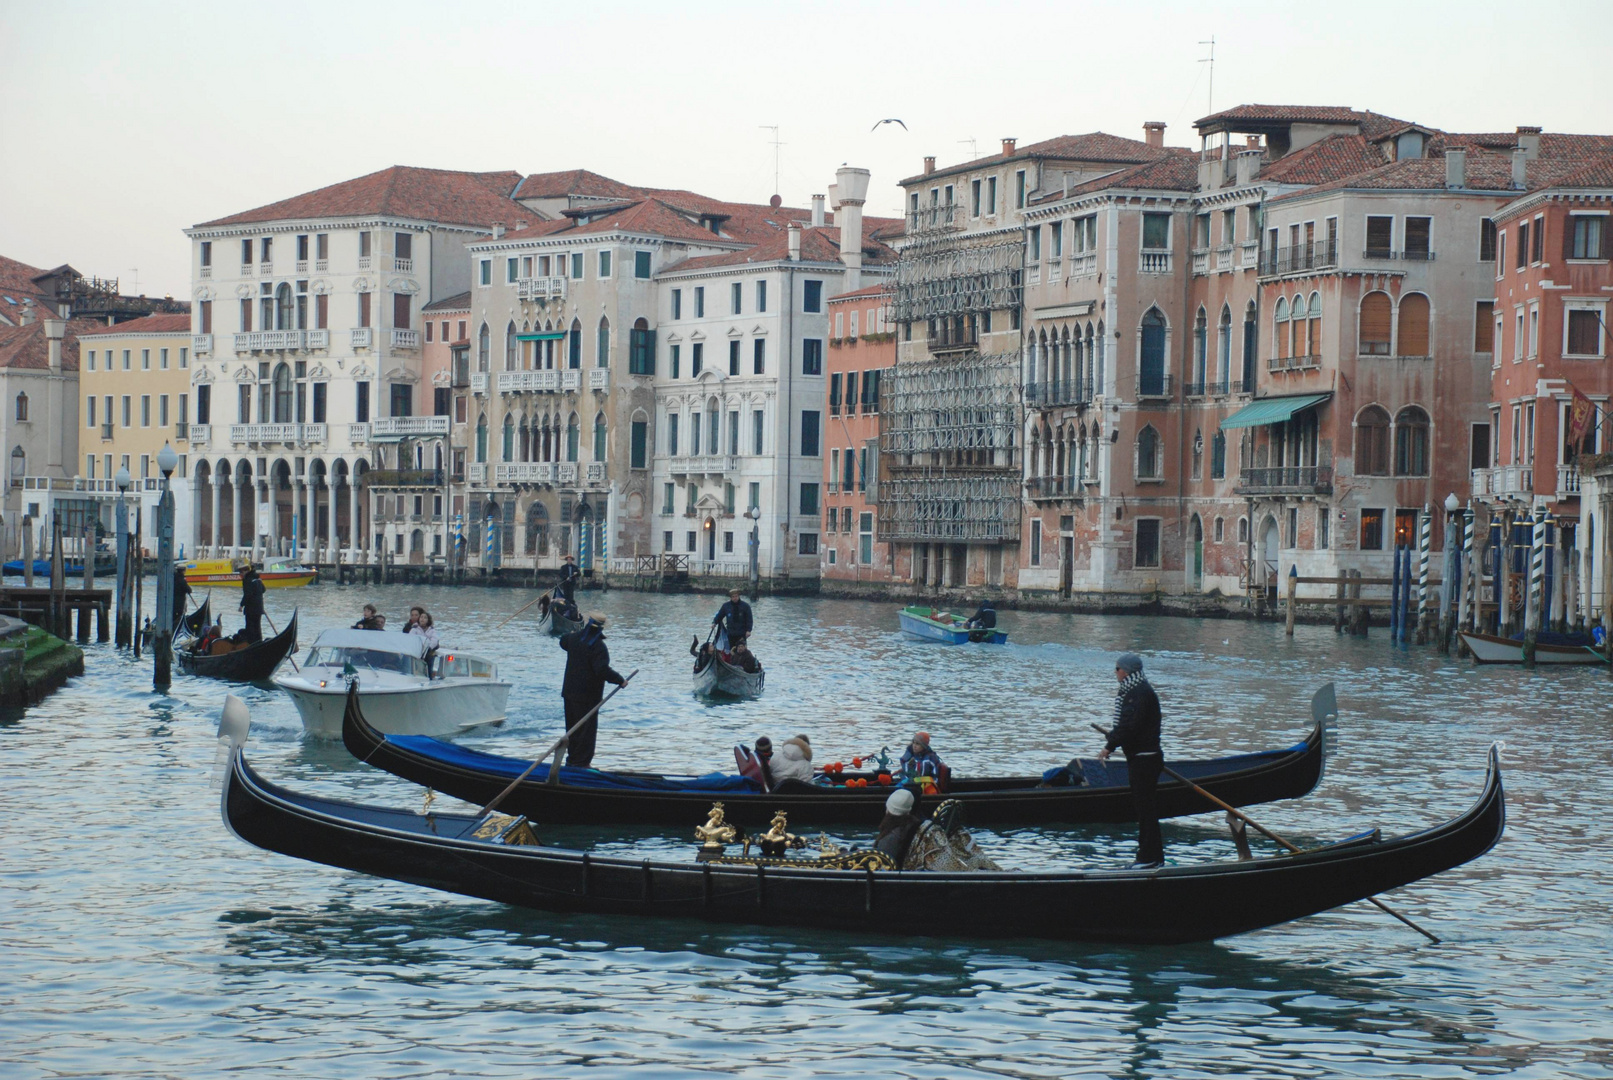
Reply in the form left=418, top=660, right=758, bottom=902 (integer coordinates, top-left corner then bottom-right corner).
left=1210, top=431, right=1226, bottom=479
left=1497, top=231, right=1506, bottom=276
left=672, top=289, right=682, bottom=320
left=597, top=318, right=610, bottom=367
left=752, top=410, right=764, bottom=455
left=393, top=292, right=410, bottom=330
left=1397, top=294, right=1430, bottom=357
left=753, top=338, right=766, bottom=375
left=1480, top=218, right=1497, bottom=261
left=731, top=281, right=742, bottom=315
left=1475, top=301, right=1495, bottom=352
left=1569, top=215, right=1606, bottom=260
left=1015, top=170, right=1026, bottom=209
left=1404, top=217, right=1432, bottom=259
left=803, top=280, right=823, bottom=312
left=140, top=395, right=151, bottom=427
left=505, top=257, right=519, bottom=284
left=802, top=338, right=823, bottom=376
left=196, top=385, right=210, bottom=424
left=694, top=287, right=705, bottom=317
left=1360, top=509, right=1385, bottom=551
left=691, top=342, right=703, bottom=377
left=86, top=395, right=95, bottom=427
left=569, top=320, right=583, bottom=368
left=1356, top=405, right=1391, bottom=475
left=800, top=410, right=820, bottom=456
left=1366, top=216, right=1393, bottom=258
left=425, top=321, right=434, bottom=343
left=799, top=482, right=820, bottom=516
left=479, top=259, right=492, bottom=286
left=1050, top=220, right=1063, bottom=258
left=756, top=280, right=767, bottom=312
left=669, top=344, right=680, bottom=379
left=729, top=339, right=741, bottom=376
left=1135, top=519, right=1161, bottom=568
left=1531, top=216, right=1544, bottom=264
left=1470, top=423, right=1491, bottom=470
left=1528, top=305, right=1540, bottom=357
left=1318, top=508, right=1330, bottom=550
left=667, top=413, right=679, bottom=455
left=987, top=176, right=997, bottom=214
left=1359, top=292, right=1392, bottom=355
left=13, top=392, right=28, bottom=422
left=598, top=250, right=612, bottom=278
left=1567, top=307, right=1604, bottom=356
left=1517, top=221, right=1530, bottom=269
left=122, top=395, right=131, bottom=426
left=1028, top=518, right=1042, bottom=566
left=593, top=413, right=606, bottom=461
left=1142, top=212, right=1170, bottom=250
left=797, top=532, right=819, bottom=556
left=629, top=320, right=655, bottom=375
left=1136, top=425, right=1161, bottom=480
left=571, top=253, right=583, bottom=279
left=1213, top=517, right=1225, bottom=543
left=122, top=349, right=131, bottom=370
left=1394, top=406, right=1430, bottom=475
left=971, top=179, right=982, bottom=217
left=1028, top=226, right=1041, bottom=263
left=356, top=381, right=370, bottom=423
left=159, top=395, right=169, bottom=426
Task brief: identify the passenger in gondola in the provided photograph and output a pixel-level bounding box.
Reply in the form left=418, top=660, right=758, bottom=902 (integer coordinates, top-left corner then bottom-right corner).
left=730, top=639, right=761, bottom=673
left=872, top=788, right=921, bottom=863
left=712, top=588, right=753, bottom=652
left=238, top=564, right=265, bottom=643
left=690, top=637, right=716, bottom=673
left=559, top=554, right=581, bottom=606
left=172, top=564, right=192, bottom=629
left=352, top=604, right=384, bottom=631
left=768, top=734, right=813, bottom=785
left=899, top=731, right=945, bottom=782
left=962, top=598, right=997, bottom=630
left=558, top=613, right=627, bottom=768
left=752, top=736, right=775, bottom=788
left=192, top=618, right=223, bottom=655
left=1097, top=652, right=1165, bottom=869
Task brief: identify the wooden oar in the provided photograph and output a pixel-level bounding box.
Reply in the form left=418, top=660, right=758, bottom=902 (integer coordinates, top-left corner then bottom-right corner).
left=491, top=591, right=552, bottom=632
left=466, top=669, right=638, bottom=824
left=1089, top=722, right=1438, bottom=943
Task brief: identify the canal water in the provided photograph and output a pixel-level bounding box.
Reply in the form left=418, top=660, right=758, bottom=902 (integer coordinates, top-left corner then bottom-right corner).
left=3, top=582, right=1610, bottom=1078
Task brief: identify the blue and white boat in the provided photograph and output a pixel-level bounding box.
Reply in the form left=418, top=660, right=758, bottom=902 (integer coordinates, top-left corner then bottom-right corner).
left=898, top=606, right=1008, bottom=645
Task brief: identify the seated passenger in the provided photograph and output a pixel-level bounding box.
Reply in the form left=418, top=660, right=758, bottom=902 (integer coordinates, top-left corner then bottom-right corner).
left=192, top=619, right=223, bottom=654
left=352, top=604, right=384, bottom=631
left=730, top=640, right=761, bottom=673
left=769, top=734, right=813, bottom=785
left=899, top=731, right=945, bottom=781
left=963, top=599, right=997, bottom=630
left=409, top=610, right=440, bottom=651
left=872, top=788, right=920, bottom=863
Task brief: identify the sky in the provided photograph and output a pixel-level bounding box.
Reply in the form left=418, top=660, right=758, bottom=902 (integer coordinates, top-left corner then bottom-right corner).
left=3, top=0, right=1610, bottom=300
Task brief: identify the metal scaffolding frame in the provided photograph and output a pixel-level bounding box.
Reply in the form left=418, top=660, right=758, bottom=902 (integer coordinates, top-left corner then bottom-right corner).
left=892, top=236, right=1024, bottom=323
left=875, top=471, right=1023, bottom=543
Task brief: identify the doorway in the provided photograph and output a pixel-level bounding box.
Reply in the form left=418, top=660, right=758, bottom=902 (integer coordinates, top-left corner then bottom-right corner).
left=1191, top=514, right=1204, bottom=591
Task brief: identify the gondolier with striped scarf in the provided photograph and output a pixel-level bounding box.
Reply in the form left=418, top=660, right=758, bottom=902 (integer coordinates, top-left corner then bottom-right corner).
left=1097, top=653, right=1164, bottom=869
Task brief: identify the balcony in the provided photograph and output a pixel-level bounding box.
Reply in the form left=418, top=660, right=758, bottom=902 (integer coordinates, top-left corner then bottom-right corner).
left=364, top=468, right=442, bottom=488
left=1024, top=380, right=1092, bottom=409
left=100, top=422, right=113, bottom=441
left=469, top=463, right=487, bottom=485
left=584, top=462, right=607, bottom=485
left=258, top=262, right=273, bottom=276
left=306, top=329, right=329, bottom=349
left=1191, top=250, right=1209, bottom=275
left=189, top=424, right=210, bottom=446
left=295, top=260, right=308, bottom=273
left=370, top=416, right=450, bottom=440
left=175, top=421, right=189, bottom=442
left=315, top=259, right=328, bottom=272
left=233, top=330, right=306, bottom=352
left=589, top=368, right=610, bottom=392
left=1184, top=380, right=1206, bottom=398
left=391, top=329, right=420, bottom=349
left=1215, top=246, right=1233, bottom=272
left=1259, top=241, right=1339, bottom=277
left=300, top=423, right=327, bottom=442
left=1140, top=250, right=1172, bottom=274
left=452, top=357, right=472, bottom=388
left=1135, top=373, right=1173, bottom=400
left=1269, top=352, right=1322, bottom=373
left=1240, top=240, right=1260, bottom=269
left=239, top=262, right=253, bottom=276
left=1363, top=248, right=1436, bottom=262
left=1070, top=252, right=1097, bottom=277
left=1558, top=464, right=1582, bottom=498
left=516, top=276, right=567, bottom=301
left=348, top=423, right=370, bottom=444
left=561, top=371, right=581, bottom=392
left=906, top=203, right=962, bottom=235
left=1206, top=379, right=1231, bottom=396
left=495, top=462, right=554, bottom=485
left=200, top=266, right=212, bottom=279
left=392, top=257, right=413, bottom=273
left=1026, top=475, right=1085, bottom=501
left=357, top=256, right=372, bottom=271
left=927, top=327, right=979, bottom=356
left=470, top=372, right=489, bottom=394
left=230, top=423, right=300, bottom=444
left=351, top=327, right=373, bottom=349
left=193, top=334, right=212, bottom=355
left=498, top=370, right=559, bottom=394
left=556, top=463, right=578, bottom=484
left=1234, top=465, right=1333, bottom=496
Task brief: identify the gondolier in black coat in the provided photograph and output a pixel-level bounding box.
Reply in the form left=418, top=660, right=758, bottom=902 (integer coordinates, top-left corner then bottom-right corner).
left=171, top=564, right=193, bottom=629
left=558, top=614, right=626, bottom=768
left=1097, top=652, right=1164, bottom=868
left=238, top=565, right=266, bottom=644
left=712, top=588, right=753, bottom=651
left=558, top=555, right=581, bottom=606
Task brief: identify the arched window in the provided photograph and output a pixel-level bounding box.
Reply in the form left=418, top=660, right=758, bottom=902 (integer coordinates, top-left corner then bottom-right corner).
left=1026, top=332, right=1039, bottom=390
left=1274, top=297, right=1290, bottom=360
left=526, top=502, right=550, bottom=555
left=1238, top=516, right=1249, bottom=544
left=1359, top=292, right=1392, bottom=355
left=1083, top=323, right=1095, bottom=396
left=1192, top=307, right=1208, bottom=388
left=275, top=282, right=294, bottom=330
left=593, top=413, right=606, bottom=461
left=1242, top=300, right=1257, bottom=390
left=1290, top=294, right=1307, bottom=359
left=10, top=445, right=24, bottom=478
left=1095, top=320, right=1106, bottom=395
left=475, top=416, right=487, bottom=463
left=1139, top=309, right=1167, bottom=395
left=569, top=319, right=582, bottom=370
left=1307, top=291, right=1322, bottom=359
left=1136, top=424, right=1161, bottom=479
left=1211, top=430, right=1227, bottom=479
left=502, top=414, right=515, bottom=461
left=566, top=413, right=579, bottom=462
left=1394, top=406, right=1430, bottom=476
left=1060, top=326, right=1073, bottom=394
left=1397, top=293, right=1430, bottom=357
left=597, top=317, right=610, bottom=368
left=505, top=322, right=518, bottom=371
left=1355, top=405, right=1391, bottom=475
left=1217, top=305, right=1232, bottom=388
left=14, top=392, right=26, bottom=422
left=477, top=323, right=491, bottom=371
left=272, top=363, right=292, bottom=422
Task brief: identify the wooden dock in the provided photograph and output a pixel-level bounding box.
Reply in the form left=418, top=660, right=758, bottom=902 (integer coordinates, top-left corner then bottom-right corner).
left=0, top=586, right=111, bottom=643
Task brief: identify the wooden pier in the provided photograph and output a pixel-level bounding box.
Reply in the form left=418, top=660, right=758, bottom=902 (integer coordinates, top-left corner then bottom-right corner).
left=0, top=586, right=112, bottom=643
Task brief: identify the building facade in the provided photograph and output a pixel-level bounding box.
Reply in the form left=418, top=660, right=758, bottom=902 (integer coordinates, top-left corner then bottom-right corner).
left=822, top=285, right=896, bottom=584
left=0, top=316, right=91, bottom=558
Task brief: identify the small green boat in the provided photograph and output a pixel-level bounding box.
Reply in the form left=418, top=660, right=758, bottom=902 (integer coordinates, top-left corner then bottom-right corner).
left=898, top=606, right=1007, bottom=644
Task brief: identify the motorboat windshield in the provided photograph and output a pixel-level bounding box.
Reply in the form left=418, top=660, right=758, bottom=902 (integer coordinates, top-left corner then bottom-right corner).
left=305, top=645, right=429, bottom=678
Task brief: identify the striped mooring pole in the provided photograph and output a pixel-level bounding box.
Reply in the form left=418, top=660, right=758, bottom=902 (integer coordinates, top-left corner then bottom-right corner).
left=1416, top=504, right=1432, bottom=643
left=1523, top=505, right=1547, bottom=667
left=1458, top=502, right=1476, bottom=636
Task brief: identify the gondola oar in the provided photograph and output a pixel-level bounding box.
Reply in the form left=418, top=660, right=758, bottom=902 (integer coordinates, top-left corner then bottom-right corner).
left=465, top=670, right=639, bottom=827
left=1089, top=722, right=1439, bottom=944
left=264, top=613, right=300, bottom=673
left=491, top=590, right=552, bottom=632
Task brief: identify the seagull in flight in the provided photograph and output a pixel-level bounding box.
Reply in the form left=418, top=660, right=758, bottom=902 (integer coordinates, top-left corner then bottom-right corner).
left=870, top=118, right=908, bottom=132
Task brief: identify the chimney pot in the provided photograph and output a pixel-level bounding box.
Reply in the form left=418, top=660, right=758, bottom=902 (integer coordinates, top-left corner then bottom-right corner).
left=1245, top=135, right=1261, bottom=150
left=1144, top=122, right=1166, bottom=149
left=787, top=222, right=802, bottom=262
left=44, top=317, right=64, bottom=373
left=1445, top=147, right=1467, bottom=190
left=1516, top=125, right=1542, bottom=159
left=810, top=194, right=826, bottom=227
left=1512, top=147, right=1529, bottom=189
left=834, top=167, right=870, bottom=290
left=923, top=156, right=936, bottom=175
left=1001, top=137, right=1017, bottom=156
left=491, top=221, right=505, bottom=239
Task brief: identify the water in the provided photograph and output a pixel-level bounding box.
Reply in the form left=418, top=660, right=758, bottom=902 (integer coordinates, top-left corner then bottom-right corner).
left=3, top=583, right=1611, bottom=1078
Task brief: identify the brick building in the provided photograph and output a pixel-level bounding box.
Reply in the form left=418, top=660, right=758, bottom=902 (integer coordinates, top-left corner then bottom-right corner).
left=822, top=284, right=895, bottom=585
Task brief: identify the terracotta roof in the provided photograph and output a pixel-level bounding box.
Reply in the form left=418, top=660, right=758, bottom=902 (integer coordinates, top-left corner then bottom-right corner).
left=1195, top=105, right=1411, bottom=140
left=0, top=317, right=99, bottom=371
left=1438, top=132, right=1613, bottom=159
left=902, top=132, right=1170, bottom=186
left=1267, top=149, right=1601, bottom=202
left=1258, top=134, right=1389, bottom=184
left=829, top=284, right=893, bottom=302
left=660, top=225, right=897, bottom=274
left=1532, top=154, right=1613, bottom=190
left=197, top=166, right=540, bottom=229
left=79, top=312, right=191, bottom=336
left=494, top=198, right=732, bottom=246
left=1033, top=150, right=1199, bottom=203
left=422, top=291, right=472, bottom=313
left=514, top=169, right=645, bottom=202
left=0, top=254, right=55, bottom=316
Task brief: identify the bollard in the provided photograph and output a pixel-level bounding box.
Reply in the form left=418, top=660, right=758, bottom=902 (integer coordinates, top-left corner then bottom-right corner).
left=1389, top=545, right=1402, bottom=643
left=1285, top=568, right=1297, bottom=636
left=21, top=515, right=34, bottom=589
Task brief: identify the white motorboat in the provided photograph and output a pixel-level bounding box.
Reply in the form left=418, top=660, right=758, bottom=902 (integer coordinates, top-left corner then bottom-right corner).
left=274, top=629, right=512, bottom=738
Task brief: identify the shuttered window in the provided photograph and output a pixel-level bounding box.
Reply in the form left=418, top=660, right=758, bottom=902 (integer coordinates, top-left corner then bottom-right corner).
left=1365, top=216, right=1393, bottom=257
left=1397, top=294, right=1430, bottom=357
left=1394, top=407, right=1430, bottom=476
left=1356, top=406, right=1391, bottom=475
left=1516, top=222, right=1529, bottom=268
left=1359, top=292, right=1392, bottom=354
left=1404, top=217, right=1431, bottom=259
left=1531, top=216, right=1544, bottom=263
left=1569, top=216, right=1605, bottom=260
left=1475, top=301, right=1494, bottom=351
left=1567, top=309, right=1602, bottom=356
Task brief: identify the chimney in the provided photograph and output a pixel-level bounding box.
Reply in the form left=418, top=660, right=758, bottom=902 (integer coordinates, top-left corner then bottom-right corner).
left=1144, top=122, right=1166, bottom=149
left=787, top=221, right=802, bottom=262
left=1001, top=137, right=1017, bottom=156
left=1236, top=148, right=1262, bottom=186
left=834, top=166, right=871, bottom=291
left=491, top=221, right=505, bottom=239
left=1062, top=172, right=1071, bottom=197
left=1245, top=135, right=1261, bottom=151
left=810, top=194, right=826, bottom=227
left=1516, top=125, right=1542, bottom=159
left=1445, top=148, right=1467, bottom=190
left=44, top=318, right=65, bottom=374
left=18, top=298, right=35, bottom=326
left=827, top=184, right=840, bottom=211
left=923, top=156, right=936, bottom=175
left=1512, top=147, right=1529, bottom=190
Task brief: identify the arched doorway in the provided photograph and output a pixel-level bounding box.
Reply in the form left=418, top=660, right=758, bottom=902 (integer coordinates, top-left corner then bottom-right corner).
left=1261, top=516, right=1280, bottom=603
left=704, top=515, right=716, bottom=561
left=1190, top=514, right=1204, bottom=591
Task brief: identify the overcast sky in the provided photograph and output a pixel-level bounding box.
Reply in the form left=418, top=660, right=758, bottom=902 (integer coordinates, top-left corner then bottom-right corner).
left=3, top=0, right=1609, bottom=300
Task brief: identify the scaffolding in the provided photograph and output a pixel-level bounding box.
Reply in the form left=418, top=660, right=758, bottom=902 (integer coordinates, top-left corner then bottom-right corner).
left=876, top=471, right=1023, bottom=543
left=892, top=236, right=1024, bottom=323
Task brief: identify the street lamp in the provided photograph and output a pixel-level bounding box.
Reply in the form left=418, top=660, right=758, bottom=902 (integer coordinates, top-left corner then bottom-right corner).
left=743, top=506, right=760, bottom=599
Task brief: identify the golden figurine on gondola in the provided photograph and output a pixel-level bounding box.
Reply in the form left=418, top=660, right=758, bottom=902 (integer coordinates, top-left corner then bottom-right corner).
left=695, top=802, right=738, bottom=854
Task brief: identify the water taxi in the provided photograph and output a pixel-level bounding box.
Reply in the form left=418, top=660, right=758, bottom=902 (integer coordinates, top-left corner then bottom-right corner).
left=184, top=558, right=317, bottom=589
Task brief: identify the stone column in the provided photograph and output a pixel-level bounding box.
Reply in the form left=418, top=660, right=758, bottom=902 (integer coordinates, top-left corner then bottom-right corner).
left=209, top=475, right=221, bottom=553
left=349, top=477, right=362, bottom=556
left=307, top=474, right=319, bottom=562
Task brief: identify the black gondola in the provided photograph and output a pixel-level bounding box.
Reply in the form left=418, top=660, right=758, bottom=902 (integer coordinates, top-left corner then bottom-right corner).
left=221, top=738, right=1505, bottom=945
left=177, top=609, right=297, bottom=682
left=538, top=594, right=583, bottom=636
left=342, top=683, right=1336, bottom=827
left=179, top=597, right=212, bottom=639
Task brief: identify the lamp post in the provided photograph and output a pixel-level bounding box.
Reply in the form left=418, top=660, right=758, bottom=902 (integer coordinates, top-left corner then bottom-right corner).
left=153, top=443, right=178, bottom=686
left=114, top=466, right=132, bottom=647
left=744, top=506, right=760, bottom=601
left=1439, top=492, right=1461, bottom=653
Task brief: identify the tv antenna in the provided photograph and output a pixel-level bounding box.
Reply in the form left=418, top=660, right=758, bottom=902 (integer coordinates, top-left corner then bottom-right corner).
left=958, top=137, right=978, bottom=160
left=126, top=268, right=140, bottom=294
left=759, top=125, right=783, bottom=198
left=1199, top=36, right=1216, bottom=115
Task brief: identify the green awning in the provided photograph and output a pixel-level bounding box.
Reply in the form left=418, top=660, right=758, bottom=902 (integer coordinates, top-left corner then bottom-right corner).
left=516, top=332, right=566, bottom=341
left=1220, top=393, right=1331, bottom=430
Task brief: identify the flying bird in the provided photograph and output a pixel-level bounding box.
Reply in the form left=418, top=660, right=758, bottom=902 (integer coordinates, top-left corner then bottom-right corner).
left=870, top=118, right=908, bottom=132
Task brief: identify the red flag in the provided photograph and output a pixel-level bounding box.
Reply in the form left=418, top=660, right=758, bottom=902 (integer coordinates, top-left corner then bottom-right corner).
left=1565, top=383, right=1596, bottom=453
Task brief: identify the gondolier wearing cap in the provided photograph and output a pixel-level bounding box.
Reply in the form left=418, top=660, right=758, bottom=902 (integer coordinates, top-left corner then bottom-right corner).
left=1097, top=653, right=1164, bottom=869
left=712, top=588, right=753, bottom=652
left=238, top=564, right=266, bottom=644
left=558, top=613, right=626, bottom=768
left=559, top=555, right=581, bottom=606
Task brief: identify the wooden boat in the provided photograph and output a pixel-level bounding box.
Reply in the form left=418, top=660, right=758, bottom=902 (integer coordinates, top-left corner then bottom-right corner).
left=145, top=597, right=212, bottom=646
left=538, top=601, right=583, bottom=637
left=177, top=610, right=297, bottom=682
left=898, top=606, right=1007, bottom=644
left=1459, top=630, right=1608, bottom=665
left=184, top=558, right=318, bottom=589
left=222, top=725, right=1505, bottom=945
left=344, top=683, right=1338, bottom=827
left=693, top=651, right=765, bottom=699
left=3, top=552, right=117, bottom=577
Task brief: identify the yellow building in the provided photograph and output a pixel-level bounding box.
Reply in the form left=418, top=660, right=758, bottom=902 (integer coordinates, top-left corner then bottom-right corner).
left=78, top=312, right=195, bottom=543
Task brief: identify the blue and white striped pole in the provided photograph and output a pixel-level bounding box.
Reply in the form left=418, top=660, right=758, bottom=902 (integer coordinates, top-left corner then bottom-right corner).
left=1416, top=503, right=1431, bottom=643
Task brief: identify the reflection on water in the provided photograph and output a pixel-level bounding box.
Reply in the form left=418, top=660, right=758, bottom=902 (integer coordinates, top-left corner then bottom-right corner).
left=2, top=581, right=1610, bottom=1077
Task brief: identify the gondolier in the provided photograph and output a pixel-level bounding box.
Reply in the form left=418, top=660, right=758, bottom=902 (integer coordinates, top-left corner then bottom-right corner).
left=172, top=564, right=193, bottom=629
left=238, top=564, right=266, bottom=644
left=558, top=614, right=627, bottom=768
left=559, top=555, right=581, bottom=606
left=712, top=588, right=753, bottom=651
left=1097, top=652, right=1164, bottom=869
